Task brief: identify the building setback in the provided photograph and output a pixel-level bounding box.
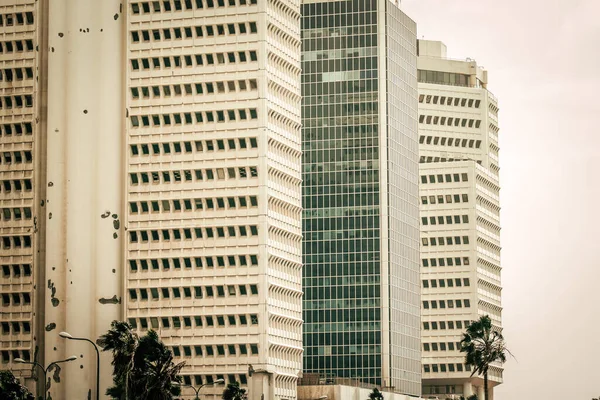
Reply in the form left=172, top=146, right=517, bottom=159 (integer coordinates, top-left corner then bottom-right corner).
left=1, top=0, right=304, bottom=399
left=417, top=40, right=503, bottom=400
left=301, top=0, right=421, bottom=396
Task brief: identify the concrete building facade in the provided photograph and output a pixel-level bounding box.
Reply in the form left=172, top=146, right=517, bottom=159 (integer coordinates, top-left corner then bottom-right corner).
left=0, top=0, right=43, bottom=386
left=44, top=1, right=126, bottom=399
left=1, top=1, right=304, bottom=399
left=1, top=0, right=125, bottom=398
left=125, top=0, right=303, bottom=399
left=301, top=0, right=421, bottom=396
left=417, top=40, right=503, bottom=400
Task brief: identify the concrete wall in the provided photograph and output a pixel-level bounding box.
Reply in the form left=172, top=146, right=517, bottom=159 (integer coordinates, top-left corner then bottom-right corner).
left=45, top=0, right=125, bottom=398
left=418, top=40, right=447, bottom=58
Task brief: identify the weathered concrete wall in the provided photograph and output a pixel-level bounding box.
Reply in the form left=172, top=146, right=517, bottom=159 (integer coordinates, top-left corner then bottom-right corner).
left=45, top=0, right=124, bottom=398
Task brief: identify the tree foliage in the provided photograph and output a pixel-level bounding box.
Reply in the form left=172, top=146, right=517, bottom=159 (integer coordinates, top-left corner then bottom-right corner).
left=460, top=315, right=510, bottom=400
left=0, top=370, right=34, bottom=400
left=368, top=388, right=384, bottom=400
left=222, top=381, right=246, bottom=400
left=98, top=320, right=184, bottom=400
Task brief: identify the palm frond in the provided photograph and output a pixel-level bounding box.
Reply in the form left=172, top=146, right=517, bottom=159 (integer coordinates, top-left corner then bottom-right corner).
left=100, top=321, right=185, bottom=399
left=460, top=315, right=510, bottom=379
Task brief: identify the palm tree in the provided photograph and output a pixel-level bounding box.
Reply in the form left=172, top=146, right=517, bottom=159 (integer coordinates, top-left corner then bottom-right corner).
left=0, top=370, right=34, bottom=400
left=98, top=320, right=184, bottom=400
left=460, top=315, right=509, bottom=400
left=98, top=321, right=138, bottom=399
left=222, top=381, right=246, bottom=400
left=135, top=330, right=184, bottom=399
left=368, top=388, right=384, bottom=400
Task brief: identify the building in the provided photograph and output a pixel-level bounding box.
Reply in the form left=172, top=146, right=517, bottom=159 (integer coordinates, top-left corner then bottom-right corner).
left=125, top=0, right=303, bottom=399
left=1, top=0, right=304, bottom=399
left=301, top=0, right=421, bottom=396
left=0, top=0, right=45, bottom=388
left=417, top=40, right=503, bottom=400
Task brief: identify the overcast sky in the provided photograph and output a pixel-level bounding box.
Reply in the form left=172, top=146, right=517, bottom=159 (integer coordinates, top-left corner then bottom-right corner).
left=401, top=0, right=600, bottom=398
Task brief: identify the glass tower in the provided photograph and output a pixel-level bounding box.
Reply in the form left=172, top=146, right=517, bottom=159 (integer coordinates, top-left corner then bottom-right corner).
left=301, top=0, right=421, bottom=395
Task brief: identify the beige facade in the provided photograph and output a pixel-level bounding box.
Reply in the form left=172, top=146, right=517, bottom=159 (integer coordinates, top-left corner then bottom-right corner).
left=1, top=0, right=127, bottom=397
left=43, top=0, right=126, bottom=398
left=0, top=0, right=43, bottom=388
left=124, top=0, right=303, bottom=399
left=2, top=1, right=303, bottom=399
left=417, top=40, right=503, bottom=399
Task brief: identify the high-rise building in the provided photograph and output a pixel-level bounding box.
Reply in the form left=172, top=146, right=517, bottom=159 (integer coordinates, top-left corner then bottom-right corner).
left=0, top=0, right=43, bottom=386
left=1, top=1, right=303, bottom=399
left=300, top=0, right=421, bottom=396
left=416, top=40, right=503, bottom=400
left=125, top=0, right=302, bottom=399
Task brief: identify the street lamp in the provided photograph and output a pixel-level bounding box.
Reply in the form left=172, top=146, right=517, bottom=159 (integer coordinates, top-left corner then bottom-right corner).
left=59, top=332, right=101, bottom=400
left=175, top=378, right=225, bottom=399
left=15, top=355, right=78, bottom=400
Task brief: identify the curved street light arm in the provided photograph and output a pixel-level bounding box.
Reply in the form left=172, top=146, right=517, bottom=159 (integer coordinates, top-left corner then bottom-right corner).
left=60, top=333, right=100, bottom=400
left=179, top=378, right=224, bottom=399
left=45, top=357, right=77, bottom=374
left=14, top=359, right=46, bottom=385
left=16, top=357, right=76, bottom=400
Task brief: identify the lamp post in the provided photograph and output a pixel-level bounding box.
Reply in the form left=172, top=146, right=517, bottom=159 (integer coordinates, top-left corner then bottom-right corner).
left=14, top=356, right=78, bottom=400
left=176, top=378, right=225, bottom=399
left=59, top=332, right=100, bottom=400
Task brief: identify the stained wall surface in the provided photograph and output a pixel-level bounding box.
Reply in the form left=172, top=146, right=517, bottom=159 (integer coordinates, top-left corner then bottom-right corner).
left=44, top=0, right=125, bottom=398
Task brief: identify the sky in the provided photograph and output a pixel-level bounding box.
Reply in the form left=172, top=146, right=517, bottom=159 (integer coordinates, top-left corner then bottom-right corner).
left=401, top=0, right=600, bottom=399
